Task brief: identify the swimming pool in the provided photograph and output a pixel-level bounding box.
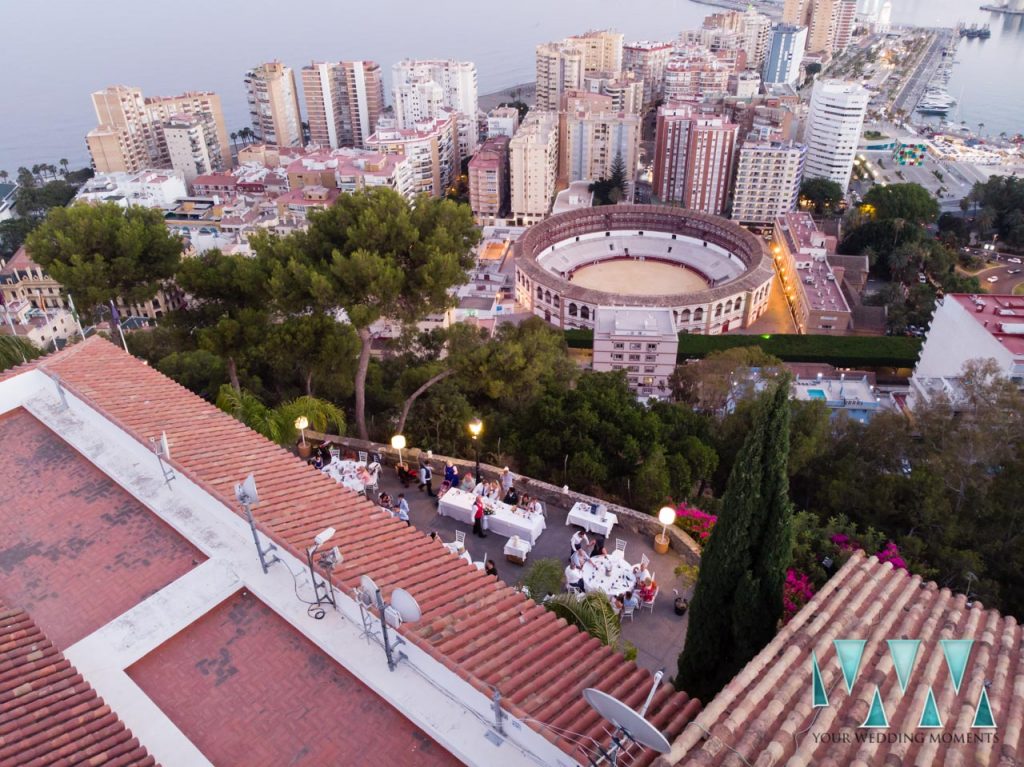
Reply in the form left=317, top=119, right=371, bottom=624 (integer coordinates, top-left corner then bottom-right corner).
left=807, top=389, right=826, bottom=400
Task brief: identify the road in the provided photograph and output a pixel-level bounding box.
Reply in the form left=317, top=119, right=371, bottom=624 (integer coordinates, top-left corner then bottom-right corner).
left=892, top=30, right=953, bottom=115
left=972, top=262, right=1024, bottom=295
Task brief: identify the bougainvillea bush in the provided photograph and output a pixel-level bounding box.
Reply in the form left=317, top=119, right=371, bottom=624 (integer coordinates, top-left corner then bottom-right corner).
left=783, top=569, right=816, bottom=623
left=674, top=503, right=718, bottom=547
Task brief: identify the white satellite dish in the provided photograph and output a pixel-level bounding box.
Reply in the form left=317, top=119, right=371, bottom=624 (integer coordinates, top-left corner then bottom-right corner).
left=235, top=473, right=259, bottom=506
left=582, top=688, right=671, bottom=754
left=313, top=527, right=336, bottom=547
left=160, top=431, right=171, bottom=459
left=390, top=588, right=422, bottom=623
left=360, top=574, right=379, bottom=595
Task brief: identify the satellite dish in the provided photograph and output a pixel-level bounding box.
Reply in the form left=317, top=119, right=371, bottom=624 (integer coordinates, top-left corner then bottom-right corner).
left=314, top=527, right=336, bottom=547
left=583, top=688, right=671, bottom=754
left=235, top=473, right=259, bottom=506
left=360, top=574, right=379, bottom=596
left=390, top=588, right=422, bottom=623
left=160, top=431, right=171, bottom=459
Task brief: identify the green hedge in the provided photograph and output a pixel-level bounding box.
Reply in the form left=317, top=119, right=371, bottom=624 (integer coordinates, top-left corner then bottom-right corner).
left=565, top=330, right=922, bottom=368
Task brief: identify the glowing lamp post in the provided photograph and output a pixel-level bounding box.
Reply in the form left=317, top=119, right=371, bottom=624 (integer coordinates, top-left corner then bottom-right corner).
left=655, top=505, right=675, bottom=554
left=294, top=416, right=311, bottom=458
left=468, top=418, right=483, bottom=484
left=391, top=434, right=406, bottom=466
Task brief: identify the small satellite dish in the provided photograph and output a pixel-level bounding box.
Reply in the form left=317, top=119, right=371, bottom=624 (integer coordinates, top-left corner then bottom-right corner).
left=583, top=688, right=671, bottom=754
left=160, top=431, right=171, bottom=459
left=360, top=574, right=379, bottom=596
left=313, top=527, right=336, bottom=547
left=390, top=588, right=422, bottom=623
left=235, top=473, right=259, bottom=506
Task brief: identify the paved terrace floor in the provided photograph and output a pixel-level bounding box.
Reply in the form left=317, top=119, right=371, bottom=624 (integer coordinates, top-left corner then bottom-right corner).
left=373, top=468, right=693, bottom=675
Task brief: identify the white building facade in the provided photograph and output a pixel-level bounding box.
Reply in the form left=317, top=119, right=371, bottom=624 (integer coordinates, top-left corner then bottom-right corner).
left=594, top=308, right=679, bottom=400
left=802, top=79, right=869, bottom=190
left=509, top=112, right=559, bottom=225
left=392, top=59, right=480, bottom=158
left=731, top=140, right=806, bottom=228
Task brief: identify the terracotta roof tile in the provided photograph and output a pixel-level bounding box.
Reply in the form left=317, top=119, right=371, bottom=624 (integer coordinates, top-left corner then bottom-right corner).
left=0, top=604, right=157, bottom=767
left=15, top=337, right=699, bottom=764
left=655, top=551, right=1023, bottom=767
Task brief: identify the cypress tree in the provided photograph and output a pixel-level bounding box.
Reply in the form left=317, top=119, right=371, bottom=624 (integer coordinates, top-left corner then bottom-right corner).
left=675, top=383, right=794, bottom=701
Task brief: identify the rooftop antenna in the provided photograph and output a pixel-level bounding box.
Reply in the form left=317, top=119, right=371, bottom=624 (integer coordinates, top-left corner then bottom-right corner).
left=355, top=576, right=421, bottom=671
left=235, top=473, right=279, bottom=574
left=581, top=671, right=671, bottom=766
left=149, top=430, right=176, bottom=485
left=306, top=527, right=339, bottom=616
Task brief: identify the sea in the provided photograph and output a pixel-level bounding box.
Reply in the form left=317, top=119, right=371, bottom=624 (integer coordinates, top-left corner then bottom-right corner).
left=0, top=0, right=1021, bottom=173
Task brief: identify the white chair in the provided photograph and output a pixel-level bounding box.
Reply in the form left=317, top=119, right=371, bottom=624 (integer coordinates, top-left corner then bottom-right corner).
left=473, top=561, right=485, bottom=571
left=358, top=450, right=368, bottom=464
left=460, top=550, right=472, bottom=565
left=611, top=538, right=627, bottom=561
left=329, top=447, right=341, bottom=461
left=639, top=553, right=650, bottom=571
left=455, top=530, right=466, bottom=550
left=641, top=585, right=659, bottom=614
left=622, top=601, right=636, bottom=621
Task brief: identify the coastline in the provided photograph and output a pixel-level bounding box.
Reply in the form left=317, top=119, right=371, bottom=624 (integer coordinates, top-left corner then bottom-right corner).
left=479, top=82, right=536, bottom=111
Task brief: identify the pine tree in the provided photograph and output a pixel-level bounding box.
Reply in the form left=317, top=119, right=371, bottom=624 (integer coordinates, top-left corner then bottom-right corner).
left=675, top=383, right=794, bottom=701
left=608, top=154, right=628, bottom=202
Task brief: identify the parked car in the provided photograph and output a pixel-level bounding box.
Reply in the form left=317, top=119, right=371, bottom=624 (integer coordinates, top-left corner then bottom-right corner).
left=1007, top=257, right=1022, bottom=264
left=1009, top=269, right=1022, bottom=275
left=987, top=275, right=999, bottom=283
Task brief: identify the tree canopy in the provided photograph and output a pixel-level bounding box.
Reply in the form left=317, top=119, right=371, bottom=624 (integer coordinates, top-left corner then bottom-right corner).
left=799, top=178, right=844, bottom=216
left=25, top=203, right=182, bottom=316
left=967, top=175, right=1024, bottom=248
left=862, top=182, right=939, bottom=224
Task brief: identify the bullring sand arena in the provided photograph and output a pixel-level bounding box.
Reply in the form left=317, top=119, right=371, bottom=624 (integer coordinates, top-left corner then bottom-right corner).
left=569, top=260, right=709, bottom=296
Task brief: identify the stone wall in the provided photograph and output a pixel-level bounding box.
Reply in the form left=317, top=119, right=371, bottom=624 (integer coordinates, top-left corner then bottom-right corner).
left=310, top=431, right=703, bottom=565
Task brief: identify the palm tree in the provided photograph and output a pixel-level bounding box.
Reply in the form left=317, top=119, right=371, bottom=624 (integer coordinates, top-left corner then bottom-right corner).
left=215, top=386, right=345, bottom=446
left=0, top=336, right=42, bottom=371
left=544, top=592, right=622, bottom=648
left=31, top=164, right=41, bottom=182
left=230, top=131, right=239, bottom=151
left=0, top=170, right=8, bottom=184
left=59, top=158, right=69, bottom=176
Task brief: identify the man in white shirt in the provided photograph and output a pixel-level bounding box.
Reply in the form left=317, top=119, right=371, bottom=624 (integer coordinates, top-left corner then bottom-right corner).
left=570, top=529, right=590, bottom=555
left=501, top=467, right=514, bottom=494
left=565, top=563, right=585, bottom=592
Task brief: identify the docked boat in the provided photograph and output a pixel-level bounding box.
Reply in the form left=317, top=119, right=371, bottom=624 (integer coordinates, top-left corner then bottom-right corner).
left=917, top=89, right=957, bottom=115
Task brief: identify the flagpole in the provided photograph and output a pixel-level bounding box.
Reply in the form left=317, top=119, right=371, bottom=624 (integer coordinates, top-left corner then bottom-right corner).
left=110, top=300, right=129, bottom=353
left=66, top=293, right=86, bottom=341
left=3, top=308, right=27, bottom=363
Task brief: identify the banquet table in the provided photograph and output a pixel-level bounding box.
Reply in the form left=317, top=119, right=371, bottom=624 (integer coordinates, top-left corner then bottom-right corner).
left=581, top=555, right=636, bottom=596
left=438, top=488, right=546, bottom=544
left=323, top=459, right=365, bottom=494
left=566, top=501, right=618, bottom=537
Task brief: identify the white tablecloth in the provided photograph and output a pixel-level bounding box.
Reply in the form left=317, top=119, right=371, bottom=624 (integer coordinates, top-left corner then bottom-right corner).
left=581, top=555, right=636, bottom=596
left=323, top=459, right=365, bottom=493
left=504, top=536, right=532, bottom=562
left=438, top=488, right=546, bottom=544
left=566, top=501, right=618, bottom=537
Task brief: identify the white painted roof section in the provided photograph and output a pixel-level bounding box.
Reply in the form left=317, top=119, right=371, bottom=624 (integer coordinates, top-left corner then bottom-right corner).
left=596, top=306, right=675, bottom=335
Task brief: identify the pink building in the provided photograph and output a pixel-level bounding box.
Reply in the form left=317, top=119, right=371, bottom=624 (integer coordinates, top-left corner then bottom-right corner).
left=652, top=105, right=737, bottom=215
left=468, top=135, right=510, bottom=224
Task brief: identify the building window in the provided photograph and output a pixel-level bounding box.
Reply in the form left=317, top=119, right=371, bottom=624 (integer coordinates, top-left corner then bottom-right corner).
left=629, top=342, right=641, bottom=350
left=536, top=286, right=543, bottom=300
left=612, top=353, right=624, bottom=361
left=715, top=304, right=723, bottom=318
left=629, top=354, right=641, bottom=361
left=644, top=366, right=656, bottom=373
left=544, top=290, right=551, bottom=304
left=680, top=308, right=691, bottom=322
left=581, top=306, right=590, bottom=320
left=569, top=303, right=578, bottom=317
left=613, top=342, right=624, bottom=349
left=694, top=308, right=704, bottom=321
left=646, top=343, right=657, bottom=351
left=645, top=354, right=656, bottom=362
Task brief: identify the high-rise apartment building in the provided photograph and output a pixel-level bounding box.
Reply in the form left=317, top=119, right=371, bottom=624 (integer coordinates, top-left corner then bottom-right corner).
left=763, top=24, right=808, bottom=86
left=560, top=93, right=640, bottom=188
left=86, top=86, right=231, bottom=174
left=301, top=61, right=384, bottom=149
left=163, top=115, right=214, bottom=185
left=509, top=111, right=559, bottom=225
left=652, top=105, right=737, bottom=215
left=392, top=59, right=479, bottom=158
left=731, top=139, right=806, bottom=227
left=365, top=114, right=458, bottom=198
left=805, top=0, right=857, bottom=54
left=783, top=0, right=811, bottom=25
left=802, top=79, right=868, bottom=190
left=623, top=41, right=673, bottom=109
left=468, top=135, right=511, bottom=224
left=565, top=30, right=624, bottom=75
left=703, top=9, right=773, bottom=70
left=584, top=72, right=645, bottom=114
left=663, top=49, right=733, bottom=102
left=536, top=42, right=585, bottom=111
left=244, top=61, right=303, bottom=147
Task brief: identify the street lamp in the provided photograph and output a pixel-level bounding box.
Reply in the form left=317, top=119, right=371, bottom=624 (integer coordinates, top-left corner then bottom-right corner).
left=295, top=416, right=309, bottom=447
left=655, top=506, right=675, bottom=554
left=391, top=434, right=406, bottom=465
left=468, top=417, right=483, bottom=484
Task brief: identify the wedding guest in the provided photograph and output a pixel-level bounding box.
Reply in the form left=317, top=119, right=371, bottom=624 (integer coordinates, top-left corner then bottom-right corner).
left=500, top=466, right=515, bottom=494
left=484, top=559, right=498, bottom=578
left=622, top=590, right=640, bottom=613
left=571, top=529, right=591, bottom=554
left=396, top=494, right=411, bottom=526
left=564, top=562, right=586, bottom=592
left=472, top=495, right=487, bottom=538
left=311, top=453, right=325, bottom=471
left=460, top=472, right=476, bottom=492
left=638, top=577, right=657, bottom=603
left=502, top=485, right=519, bottom=505
left=590, top=535, right=608, bottom=558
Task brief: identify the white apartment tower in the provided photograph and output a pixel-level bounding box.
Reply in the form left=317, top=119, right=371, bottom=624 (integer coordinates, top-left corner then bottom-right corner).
left=392, top=59, right=480, bottom=157
left=802, top=79, right=869, bottom=190
left=536, top=42, right=585, bottom=111
left=623, top=41, right=673, bottom=109
left=510, top=111, right=559, bottom=225
left=566, top=29, right=625, bottom=75
left=731, top=140, right=807, bottom=227
left=301, top=61, right=385, bottom=149
left=163, top=115, right=214, bottom=185
left=561, top=100, right=640, bottom=188
left=245, top=61, right=303, bottom=147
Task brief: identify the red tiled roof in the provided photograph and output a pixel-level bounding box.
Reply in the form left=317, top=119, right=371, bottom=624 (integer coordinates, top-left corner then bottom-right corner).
left=654, top=551, right=1023, bottom=767
left=5, top=337, right=700, bottom=763
left=0, top=602, right=157, bottom=767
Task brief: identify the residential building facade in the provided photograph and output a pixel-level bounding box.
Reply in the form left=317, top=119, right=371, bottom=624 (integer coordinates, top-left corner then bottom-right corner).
left=652, top=105, right=737, bottom=215
left=560, top=95, right=640, bottom=188
left=731, top=139, right=806, bottom=227
left=392, top=59, right=479, bottom=157
left=763, top=24, right=808, bottom=86
left=366, top=114, right=458, bottom=198
left=468, top=136, right=511, bottom=224
left=509, top=111, right=559, bottom=225
left=622, top=41, right=673, bottom=109
left=802, top=79, right=869, bottom=190
left=301, top=60, right=385, bottom=149
left=593, top=308, right=678, bottom=400
left=486, top=106, right=520, bottom=139
left=535, top=42, right=585, bottom=111
left=244, top=61, right=303, bottom=147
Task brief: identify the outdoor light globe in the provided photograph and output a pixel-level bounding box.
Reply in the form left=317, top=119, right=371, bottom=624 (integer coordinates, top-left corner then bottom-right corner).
left=658, top=506, right=676, bottom=526
left=468, top=418, right=483, bottom=438
left=294, top=416, right=309, bottom=431
left=391, top=434, right=406, bottom=450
